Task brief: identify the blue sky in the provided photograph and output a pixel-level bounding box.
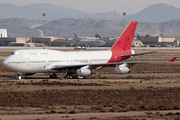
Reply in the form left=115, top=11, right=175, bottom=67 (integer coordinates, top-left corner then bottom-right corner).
left=0, top=0, right=180, bottom=14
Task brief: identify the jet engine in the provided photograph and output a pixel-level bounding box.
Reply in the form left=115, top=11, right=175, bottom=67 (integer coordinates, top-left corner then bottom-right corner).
left=115, top=64, right=131, bottom=74
left=76, top=68, right=92, bottom=76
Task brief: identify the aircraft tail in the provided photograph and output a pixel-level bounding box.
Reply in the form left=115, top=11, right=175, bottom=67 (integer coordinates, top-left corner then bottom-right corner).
left=74, top=33, right=81, bottom=41
left=110, top=21, right=137, bottom=51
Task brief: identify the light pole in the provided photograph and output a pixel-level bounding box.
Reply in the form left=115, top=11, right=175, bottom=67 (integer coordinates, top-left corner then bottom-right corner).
left=161, top=23, right=165, bottom=47
left=43, top=13, right=46, bottom=49
left=58, top=22, right=60, bottom=38
left=114, top=11, right=116, bottom=20
left=123, top=12, right=126, bottom=29
left=162, top=29, right=163, bottom=46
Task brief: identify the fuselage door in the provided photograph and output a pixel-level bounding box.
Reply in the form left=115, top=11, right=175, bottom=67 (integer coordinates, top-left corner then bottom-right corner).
left=88, top=57, right=92, bottom=64
left=46, top=59, right=50, bottom=65
left=70, top=59, right=74, bottom=65
left=27, top=58, right=31, bottom=66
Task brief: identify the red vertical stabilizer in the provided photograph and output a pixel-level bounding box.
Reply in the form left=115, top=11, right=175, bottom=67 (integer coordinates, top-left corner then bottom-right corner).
left=110, top=21, right=138, bottom=52
left=108, top=21, right=137, bottom=63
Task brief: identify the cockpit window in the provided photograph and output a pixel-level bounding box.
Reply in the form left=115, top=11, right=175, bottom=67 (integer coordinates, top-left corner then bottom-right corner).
left=10, top=52, right=18, bottom=55
left=10, top=52, right=15, bottom=55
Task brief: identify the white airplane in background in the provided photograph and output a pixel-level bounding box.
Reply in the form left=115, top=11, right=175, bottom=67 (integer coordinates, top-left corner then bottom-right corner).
left=2, top=21, right=177, bottom=79
left=74, top=33, right=105, bottom=47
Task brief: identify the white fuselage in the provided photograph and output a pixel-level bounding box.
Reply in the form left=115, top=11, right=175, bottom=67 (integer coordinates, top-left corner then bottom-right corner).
left=76, top=39, right=105, bottom=46
left=2, top=49, right=112, bottom=73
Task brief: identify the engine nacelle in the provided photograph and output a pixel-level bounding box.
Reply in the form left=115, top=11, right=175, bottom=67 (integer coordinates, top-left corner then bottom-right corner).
left=115, top=66, right=131, bottom=74
left=76, top=68, right=92, bottom=76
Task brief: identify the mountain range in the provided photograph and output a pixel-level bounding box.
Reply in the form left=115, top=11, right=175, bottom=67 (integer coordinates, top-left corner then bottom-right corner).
left=2, top=18, right=180, bottom=40
left=1, top=3, right=180, bottom=40
left=127, top=3, right=180, bottom=22
left=0, top=3, right=180, bottom=22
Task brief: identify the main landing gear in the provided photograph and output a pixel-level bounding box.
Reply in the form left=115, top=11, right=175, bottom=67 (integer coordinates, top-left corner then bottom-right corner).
left=49, top=73, right=58, bottom=78
left=15, top=72, right=21, bottom=80
left=60, top=70, right=79, bottom=79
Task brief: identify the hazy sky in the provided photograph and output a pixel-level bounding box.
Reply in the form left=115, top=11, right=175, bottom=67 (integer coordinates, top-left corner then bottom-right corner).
left=0, top=0, right=180, bottom=14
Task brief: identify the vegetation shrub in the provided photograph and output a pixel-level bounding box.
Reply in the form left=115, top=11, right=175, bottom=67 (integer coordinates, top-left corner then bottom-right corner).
left=69, top=110, right=77, bottom=114
left=110, top=109, right=115, bottom=112
left=61, top=105, right=67, bottom=109
left=50, top=110, right=57, bottom=113
left=100, top=109, right=106, bottom=112
left=119, top=108, right=127, bottom=112
left=112, top=105, right=118, bottom=109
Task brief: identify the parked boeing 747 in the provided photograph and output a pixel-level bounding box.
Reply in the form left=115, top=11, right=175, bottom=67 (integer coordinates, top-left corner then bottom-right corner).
left=2, top=22, right=177, bottom=79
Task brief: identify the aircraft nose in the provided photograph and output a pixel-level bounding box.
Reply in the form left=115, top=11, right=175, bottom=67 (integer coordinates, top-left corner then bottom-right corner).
left=2, top=59, right=8, bottom=68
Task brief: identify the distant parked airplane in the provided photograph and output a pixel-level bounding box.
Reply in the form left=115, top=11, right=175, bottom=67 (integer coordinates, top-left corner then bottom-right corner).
left=2, top=21, right=177, bottom=79
left=74, top=33, right=105, bottom=47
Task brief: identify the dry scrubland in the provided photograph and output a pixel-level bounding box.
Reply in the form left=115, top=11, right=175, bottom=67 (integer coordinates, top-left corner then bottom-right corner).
left=0, top=47, right=180, bottom=120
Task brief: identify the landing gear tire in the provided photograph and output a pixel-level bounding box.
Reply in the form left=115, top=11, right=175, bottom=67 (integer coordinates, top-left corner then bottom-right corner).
left=15, top=72, right=21, bottom=80
left=72, top=75, right=79, bottom=79
left=65, top=74, right=71, bottom=79
left=49, top=75, right=53, bottom=78
left=49, top=73, right=58, bottom=78
left=16, top=75, right=21, bottom=80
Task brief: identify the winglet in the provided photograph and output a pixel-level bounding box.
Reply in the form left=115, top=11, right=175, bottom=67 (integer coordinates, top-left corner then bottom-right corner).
left=170, top=57, right=177, bottom=62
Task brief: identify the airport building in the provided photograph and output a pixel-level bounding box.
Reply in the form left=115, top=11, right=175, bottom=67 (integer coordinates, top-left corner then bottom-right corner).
left=31, top=37, right=62, bottom=46
left=131, top=39, right=143, bottom=47
left=101, top=37, right=143, bottom=47
left=31, top=37, right=102, bottom=47
left=0, top=37, right=29, bottom=46
left=0, top=35, right=177, bottom=47
left=0, top=29, right=30, bottom=46
left=140, top=35, right=179, bottom=46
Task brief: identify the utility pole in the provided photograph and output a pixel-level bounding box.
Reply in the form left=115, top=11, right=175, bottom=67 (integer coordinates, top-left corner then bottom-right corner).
left=161, top=23, right=164, bottom=47
left=58, top=22, right=60, bottom=38
left=113, top=11, right=116, bottom=20
left=162, top=29, right=163, bottom=46
left=43, top=13, right=46, bottom=49
left=123, top=12, right=126, bottom=29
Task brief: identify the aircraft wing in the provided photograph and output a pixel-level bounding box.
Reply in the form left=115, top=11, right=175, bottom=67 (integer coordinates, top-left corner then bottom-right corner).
left=52, top=57, right=177, bottom=70
left=121, top=51, right=157, bottom=57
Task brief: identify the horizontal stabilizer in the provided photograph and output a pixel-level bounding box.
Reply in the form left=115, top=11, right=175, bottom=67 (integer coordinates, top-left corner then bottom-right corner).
left=170, top=57, right=177, bottom=62
left=121, top=51, right=157, bottom=57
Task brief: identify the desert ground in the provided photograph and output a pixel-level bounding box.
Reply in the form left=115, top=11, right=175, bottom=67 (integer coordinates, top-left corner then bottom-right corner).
left=0, top=47, right=180, bottom=120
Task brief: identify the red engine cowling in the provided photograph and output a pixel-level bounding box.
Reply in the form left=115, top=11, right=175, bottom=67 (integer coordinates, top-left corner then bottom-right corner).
left=115, top=65, right=131, bottom=74
left=76, top=69, right=92, bottom=76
